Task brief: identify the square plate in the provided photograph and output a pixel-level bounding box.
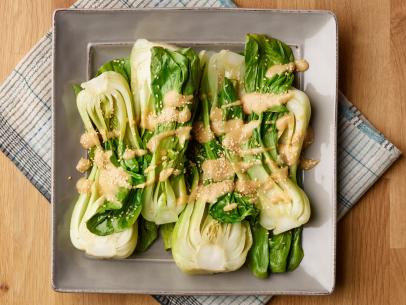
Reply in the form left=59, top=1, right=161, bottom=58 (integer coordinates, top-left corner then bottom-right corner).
left=52, top=8, right=337, bottom=295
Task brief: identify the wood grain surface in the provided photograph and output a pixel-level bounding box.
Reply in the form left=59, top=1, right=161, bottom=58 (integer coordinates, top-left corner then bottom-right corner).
left=0, top=0, right=405, bottom=304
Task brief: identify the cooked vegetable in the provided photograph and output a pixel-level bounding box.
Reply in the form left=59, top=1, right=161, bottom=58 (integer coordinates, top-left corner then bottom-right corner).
left=70, top=69, right=144, bottom=258
left=170, top=51, right=254, bottom=274
left=248, top=222, right=269, bottom=278
left=160, top=223, right=175, bottom=250
left=130, top=39, right=200, bottom=225
left=136, top=217, right=158, bottom=252
left=287, top=227, right=304, bottom=271
left=242, top=34, right=311, bottom=234
left=197, top=34, right=311, bottom=277
left=269, top=230, right=292, bottom=273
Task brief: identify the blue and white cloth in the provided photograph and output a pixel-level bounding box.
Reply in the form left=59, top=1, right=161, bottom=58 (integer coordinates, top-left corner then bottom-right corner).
left=0, top=1, right=400, bottom=305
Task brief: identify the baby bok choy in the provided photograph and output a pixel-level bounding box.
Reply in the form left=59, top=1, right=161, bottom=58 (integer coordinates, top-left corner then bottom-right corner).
left=242, top=34, right=311, bottom=275
left=130, top=39, right=200, bottom=225
left=171, top=50, right=254, bottom=274
left=70, top=67, right=146, bottom=258
left=197, top=35, right=311, bottom=277
left=241, top=34, right=311, bottom=234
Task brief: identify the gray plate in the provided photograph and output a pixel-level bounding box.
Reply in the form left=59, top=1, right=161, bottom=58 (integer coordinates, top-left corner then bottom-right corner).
left=52, top=8, right=337, bottom=295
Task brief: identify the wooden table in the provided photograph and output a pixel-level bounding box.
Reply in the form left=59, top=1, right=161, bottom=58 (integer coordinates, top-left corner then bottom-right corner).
left=0, top=0, right=405, bottom=304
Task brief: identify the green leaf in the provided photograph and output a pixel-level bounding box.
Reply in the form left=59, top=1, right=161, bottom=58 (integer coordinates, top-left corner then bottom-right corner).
left=248, top=223, right=269, bottom=278
left=96, top=58, right=131, bottom=83
left=287, top=227, right=304, bottom=271
left=95, top=200, right=122, bottom=214
left=123, top=158, right=139, bottom=172
left=150, top=47, right=190, bottom=113
left=209, top=193, right=258, bottom=223
left=160, top=223, right=175, bottom=251
left=140, top=45, right=200, bottom=225
left=203, top=139, right=224, bottom=162
left=219, top=78, right=243, bottom=121
left=178, top=48, right=201, bottom=96
left=136, top=217, right=159, bottom=252
left=244, top=34, right=294, bottom=94
left=86, top=189, right=143, bottom=236
left=262, top=112, right=280, bottom=163
left=269, top=230, right=292, bottom=273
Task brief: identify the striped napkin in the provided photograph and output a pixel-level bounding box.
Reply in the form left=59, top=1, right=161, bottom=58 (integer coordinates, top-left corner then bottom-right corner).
left=0, top=0, right=400, bottom=305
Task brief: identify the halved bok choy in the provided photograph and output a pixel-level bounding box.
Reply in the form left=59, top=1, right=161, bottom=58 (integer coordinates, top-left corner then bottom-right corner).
left=241, top=34, right=311, bottom=234
left=130, top=39, right=200, bottom=225
left=70, top=69, right=145, bottom=258
left=171, top=51, right=254, bottom=274
left=198, top=35, right=312, bottom=277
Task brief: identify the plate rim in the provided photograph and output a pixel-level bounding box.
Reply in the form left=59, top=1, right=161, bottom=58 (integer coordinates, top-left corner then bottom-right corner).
left=52, top=7, right=338, bottom=295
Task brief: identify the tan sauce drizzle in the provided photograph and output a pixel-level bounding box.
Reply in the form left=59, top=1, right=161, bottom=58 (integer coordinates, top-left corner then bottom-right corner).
left=209, top=107, right=223, bottom=135
left=94, top=148, right=111, bottom=169
left=239, top=147, right=269, bottom=157
left=294, top=59, right=309, bottom=72
left=193, top=121, right=214, bottom=144
left=202, top=158, right=234, bottom=182
left=265, top=59, right=309, bottom=79
left=270, top=167, right=289, bottom=183
left=222, top=120, right=260, bottom=152
left=279, top=133, right=305, bottom=165
left=234, top=160, right=263, bottom=173
left=141, top=91, right=193, bottom=130
left=198, top=180, right=234, bottom=204
left=265, top=62, right=295, bottom=79
left=76, top=178, right=92, bottom=194
left=241, top=92, right=293, bottom=115
left=135, top=177, right=155, bottom=189
left=276, top=113, right=295, bottom=138
left=80, top=131, right=99, bottom=149
left=147, top=126, right=192, bottom=152
left=144, top=107, right=191, bottom=130
left=123, top=148, right=148, bottom=160
left=303, top=127, right=314, bottom=149
left=98, top=165, right=131, bottom=203
left=95, top=149, right=131, bottom=203
left=210, top=107, right=244, bottom=136
left=176, top=126, right=192, bottom=147
left=235, top=178, right=261, bottom=195
left=223, top=203, right=237, bottom=212
left=76, top=157, right=91, bottom=173
left=159, top=168, right=174, bottom=182
left=144, top=164, right=157, bottom=174
left=299, top=158, right=319, bottom=170
left=147, top=131, right=175, bottom=152
left=163, top=90, right=193, bottom=107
